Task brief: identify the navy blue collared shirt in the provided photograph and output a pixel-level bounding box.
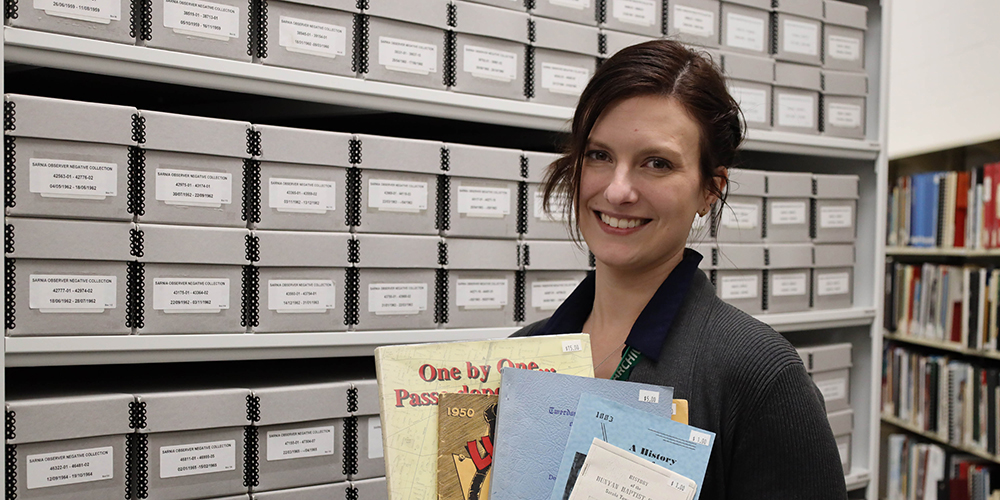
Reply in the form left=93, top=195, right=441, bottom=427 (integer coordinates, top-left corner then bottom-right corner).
left=531, top=248, right=704, bottom=361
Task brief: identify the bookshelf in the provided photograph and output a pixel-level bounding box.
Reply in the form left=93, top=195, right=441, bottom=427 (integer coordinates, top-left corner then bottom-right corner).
left=883, top=332, right=1000, bottom=362
left=886, top=247, right=1000, bottom=258
left=881, top=414, right=1000, bottom=466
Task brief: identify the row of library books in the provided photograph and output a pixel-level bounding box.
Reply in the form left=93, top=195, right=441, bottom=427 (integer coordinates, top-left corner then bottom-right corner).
left=885, top=434, right=1000, bottom=500
left=884, top=260, right=999, bottom=350
left=887, top=163, right=1000, bottom=250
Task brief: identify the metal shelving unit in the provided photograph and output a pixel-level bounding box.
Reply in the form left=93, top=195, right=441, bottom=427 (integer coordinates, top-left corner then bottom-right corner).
left=886, top=246, right=1000, bottom=257
left=882, top=414, right=1000, bottom=466
left=883, top=332, right=1000, bottom=361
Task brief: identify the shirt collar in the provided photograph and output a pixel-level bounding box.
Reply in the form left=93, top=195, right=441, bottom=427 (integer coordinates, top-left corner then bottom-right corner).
left=536, top=248, right=704, bottom=361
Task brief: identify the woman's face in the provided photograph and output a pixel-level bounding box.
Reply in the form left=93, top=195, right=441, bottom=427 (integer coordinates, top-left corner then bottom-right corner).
left=578, top=94, right=714, bottom=273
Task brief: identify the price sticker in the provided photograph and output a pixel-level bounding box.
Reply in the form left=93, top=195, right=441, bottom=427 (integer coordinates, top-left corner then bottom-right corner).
left=689, top=429, right=711, bottom=446
left=638, top=390, right=659, bottom=404
left=562, top=340, right=583, bottom=353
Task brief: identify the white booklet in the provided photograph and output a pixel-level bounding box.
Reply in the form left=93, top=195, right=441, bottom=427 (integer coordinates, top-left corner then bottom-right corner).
left=567, top=438, right=697, bottom=500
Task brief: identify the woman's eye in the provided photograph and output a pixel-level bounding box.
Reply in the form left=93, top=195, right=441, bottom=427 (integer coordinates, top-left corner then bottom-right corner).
left=645, top=158, right=673, bottom=170
left=585, top=150, right=611, bottom=162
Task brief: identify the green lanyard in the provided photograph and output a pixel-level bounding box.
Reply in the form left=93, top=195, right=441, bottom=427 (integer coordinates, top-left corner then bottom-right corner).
left=610, top=346, right=642, bottom=381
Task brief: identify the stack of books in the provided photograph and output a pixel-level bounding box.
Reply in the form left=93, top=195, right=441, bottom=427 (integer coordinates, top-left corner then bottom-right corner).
left=884, top=433, right=1000, bottom=500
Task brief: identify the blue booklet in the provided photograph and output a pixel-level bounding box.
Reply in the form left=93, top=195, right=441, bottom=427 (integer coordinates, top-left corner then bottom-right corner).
left=489, top=368, right=675, bottom=500
left=550, top=393, right=716, bottom=500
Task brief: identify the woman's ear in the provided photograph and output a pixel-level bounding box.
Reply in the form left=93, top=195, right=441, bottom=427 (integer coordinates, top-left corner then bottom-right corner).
left=704, top=166, right=728, bottom=208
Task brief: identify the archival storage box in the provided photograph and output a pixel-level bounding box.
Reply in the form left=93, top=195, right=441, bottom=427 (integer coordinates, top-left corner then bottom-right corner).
left=600, top=30, right=656, bottom=58
left=522, top=150, right=571, bottom=240
left=719, top=0, right=770, bottom=55
left=450, top=2, right=530, bottom=100
left=720, top=52, right=774, bottom=130
left=811, top=173, right=859, bottom=242
left=258, top=0, right=357, bottom=75
left=443, top=143, right=522, bottom=238
left=352, top=234, right=439, bottom=330
left=7, top=0, right=132, bottom=43
left=822, top=0, right=866, bottom=71
left=5, top=392, right=133, bottom=500
left=134, top=223, right=249, bottom=334
left=462, top=0, right=525, bottom=11
left=665, top=0, right=720, bottom=48
left=763, top=242, right=812, bottom=313
left=811, top=243, right=854, bottom=310
left=352, top=134, right=443, bottom=236
left=142, top=0, right=251, bottom=61
left=764, top=171, right=812, bottom=242
left=5, top=217, right=131, bottom=336
left=361, top=0, right=449, bottom=89
left=713, top=243, right=765, bottom=315
left=4, top=94, right=136, bottom=221
left=714, top=167, right=765, bottom=243
left=131, top=388, right=251, bottom=500
left=820, top=69, right=867, bottom=139
left=255, top=125, right=352, bottom=231
left=442, top=238, right=520, bottom=328
left=797, top=342, right=851, bottom=412
left=521, top=240, right=591, bottom=324
left=527, top=0, right=597, bottom=26
left=353, top=477, right=389, bottom=500
left=770, top=0, right=823, bottom=66
left=602, top=0, right=662, bottom=38
left=350, top=379, right=385, bottom=480
left=772, top=62, right=821, bottom=134
left=827, top=408, right=853, bottom=473
left=138, top=110, right=252, bottom=228
left=251, top=482, right=350, bottom=500
left=530, top=17, right=600, bottom=107
left=351, top=379, right=380, bottom=418
left=203, top=496, right=251, bottom=499
left=253, top=230, right=352, bottom=333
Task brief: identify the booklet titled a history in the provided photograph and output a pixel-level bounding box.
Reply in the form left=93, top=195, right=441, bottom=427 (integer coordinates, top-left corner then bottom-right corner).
left=567, top=439, right=696, bottom=500
left=551, top=394, right=715, bottom=500
left=438, top=393, right=499, bottom=500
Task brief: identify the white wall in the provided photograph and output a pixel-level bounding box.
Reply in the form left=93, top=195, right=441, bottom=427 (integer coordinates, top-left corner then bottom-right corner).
left=887, top=0, right=1000, bottom=159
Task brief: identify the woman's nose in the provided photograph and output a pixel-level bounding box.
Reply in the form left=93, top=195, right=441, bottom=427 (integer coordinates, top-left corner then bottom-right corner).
left=604, top=165, right=639, bottom=205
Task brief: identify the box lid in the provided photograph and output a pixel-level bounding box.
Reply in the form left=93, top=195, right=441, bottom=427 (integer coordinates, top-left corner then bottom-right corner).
left=532, top=17, right=602, bottom=57
left=766, top=171, right=812, bottom=197
left=200, top=496, right=250, bottom=500
left=252, top=381, right=353, bottom=426
left=353, top=478, right=388, bottom=498
left=772, top=0, right=822, bottom=19
left=774, top=62, right=822, bottom=91
left=765, top=243, right=812, bottom=269
left=352, top=379, right=380, bottom=416
left=277, top=0, right=355, bottom=11
left=5, top=393, right=134, bottom=444
left=6, top=217, right=132, bottom=261
left=139, top=110, right=252, bottom=158
left=813, top=173, right=859, bottom=199
left=4, top=94, right=137, bottom=146
left=455, top=1, right=530, bottom=43
left=522, top=240, right=591, bottom=270
left=254, top=230, right=352, bottom=267
left=254, top=482, right=349, bottom=500
left=365, top=0, right=449, bottom=28
left=354, top=134, right=443, bottom=174
left=822, top=70, right=868, bottom=96
left=601, top=30, right=656, bottom=58
left=813, top=243, right=854, bottom=267
left=823, top=0, right=866, bottom=29
left=797, top=342, right=852, bottom=372
left=256, top=125, right=352, bottom=167
left=446, top=143, right=523, bottom=181
left=355, top=234, right=440, bottom=268
left=727, top=168, right=766, bottom=197
left=136, top=224, right=249, bottom=265
left=715, top=243, right=765, bottom=269
left=446, top=238, right=519, bottom=270
left=524, top=150, right=562, bottom=183
left=721, top=52, right=774, bottom=84
left=136, top=388, right=251, bottom=433
left=722, top=0, right=769, bottom=10
left=827, top=408, right=854, bottom=436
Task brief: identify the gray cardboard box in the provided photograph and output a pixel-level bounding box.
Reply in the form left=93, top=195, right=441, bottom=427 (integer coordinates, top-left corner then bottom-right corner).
left=254, top=230, right=352, bottom=333
left=531, top=17, right=600, bottom=107
left=259, top=0, right=357, bottom=75
left=444, top=238, right=519, bottom=328
left=797, top=342, right=851, bottom=412
left=6, top=217, right=132, bottom=336
left=523, top=150, right=572, bottom=240
left=528, top=0, right=597, bottom=26
left=135, top=224, right=249, bottom=334
left=139, top=111, right=252, bottom=228
left=463, top=0, right=525, bottom=11
left=252, top=482, right=349, bottom=500
left=444, top=143, right=522, bottom=238
left=764, top=242, right=811, bottom=313
left=827, top=408, right=853, bottom=473
left=255, top=125, right=352, bottom=231
left=602, top=0, right=662, bottom=38
left=5, top=94, right=137, bottom=221
left=5, top=393, right=133, bottom=500
left=7, top=0, right=132, bottom=43
left=665, top=0, right=720, bottom=48
left=350, top=413, right=385, bottom=480
left=822, top=0, right=866, bottom=71
left=764, top=171, right=812, bottom=242
left=812, top=173, right=858, bottom=242
left=362, top=0, right=449, bottom=89
left=601, top=29, right=656, bottom=58
left=143, top=0, right=251, bottom=61
left=812, top=243, right=854, bottom=310
left=353, top=477, right=388, bottom=500
left=719, top=0, right=769, bottom=55
left=713, top=243, right=764, bottom=315
left=353, top=134, right=443, bottom=235
left=452, top=2, right=530, bottom=100
left=205, top=496, right=251, bottom=499
left=771, top=0, right=823, bottom=66
left=773, top=62, right=821, bottom=134
left=715, top=168, right=764, bottom=242
left=821, top=70, right=867, bottom=139
left=134, top=388, right=251, bottom=500
left=522, top=240, right=590, bottom=324
left=721, top=52, right=773, bottom=130
left=352, top=379, right=380, bottom=417
left=354, top=234, right=439, bottom=330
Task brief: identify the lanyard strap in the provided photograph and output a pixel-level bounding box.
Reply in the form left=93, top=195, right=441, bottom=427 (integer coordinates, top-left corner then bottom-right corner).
left=611, top=346, right=642, bottom=381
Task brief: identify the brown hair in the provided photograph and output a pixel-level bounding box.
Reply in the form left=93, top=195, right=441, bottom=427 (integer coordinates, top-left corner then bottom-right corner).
left=542, top=39, right=744, bottom=238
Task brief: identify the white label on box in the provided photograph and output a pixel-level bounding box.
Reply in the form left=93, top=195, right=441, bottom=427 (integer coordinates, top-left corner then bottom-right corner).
left=612, top=0, right=656, bottom=26
left=837, top=442, right=848, bottom=464
left=368, top=417, right=383, bottom=459
left=720, top=275, right=758, bottom=300
left=817, top=272, right=850, bottom=296
left=827, top=34, right=861, bottom=61
left=268, top=279, right=335, bottom=313
left=152, top=278, right=230, bottom=313
left=30, top=158, right=117, bottom=200
left=29, top=275, right=116, bottom=313
left=368, top=283, right=428, bottom=315
left=770, top=201, right=807, bottom=225
left=163, top=0, right=239, bottom=40
left=26, top=447, right=113, bottom=489
left=688, top=430, right=711, bottom=446
left=673, top=4, right=714, bottom=38
left=781, top=18, right=818, bottom=56
left=159, top=440, right=236, bottom=479
left=34, top=0, right=118, bottom=22
left=725, top=12, right=765, bottom=52
left=534, top=190, right=570, bottom=222
left=638, top=390, right=659, bottom=404
left=266, top=426, right=335, bottom=462
left=820, top=205, right=853, bottom=228
left=549, top=0, right=588, bottom=9
left=463, top=45, right=517, bottom=82
left=268, top=177, right=335, bottom=214
left=155, top=168, right=232, bottom=207
left=728, top=86, right=767, bottom=124
left=721, top=202, right=758, bottom=229
left=456, top=279, right=508, bottom=309
left=368, top=179, right=428, bottom=212
left=815, top=378, right=847, bottom=402
left=531, top=280, right=579, bottom=310
left=826, top=102, right=862, bottom=129
left=378, top=37, right=437, bottom=75
left=458, top=186, right=511, bottom=218
left=541, top=62, right=590, bottom=96
left=777, top=93, right=815, bottom=128
left=771, top=272, right=807, bottom=297
left=562, top=339, right=583, bottom=353
left=278, top=16, right=346, bottom=58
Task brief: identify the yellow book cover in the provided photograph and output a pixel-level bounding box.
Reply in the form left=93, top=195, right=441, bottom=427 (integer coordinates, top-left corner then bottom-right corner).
left=438, top=393, right=498, bottom=500
left=375, top=334, right=594, bottom=500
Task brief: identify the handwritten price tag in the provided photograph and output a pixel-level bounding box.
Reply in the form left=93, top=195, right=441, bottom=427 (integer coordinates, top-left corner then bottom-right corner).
left=689, top=429, right=711, bottom=446
left=562, top=340, right=583, bottom=353
left=670, top=479, right=687, bottom=491
left=638, top=390, right=659, bottom=404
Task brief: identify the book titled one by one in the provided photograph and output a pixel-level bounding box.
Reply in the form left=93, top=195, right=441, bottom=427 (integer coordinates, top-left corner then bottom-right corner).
left=438, top=393, right=499, bottom=500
